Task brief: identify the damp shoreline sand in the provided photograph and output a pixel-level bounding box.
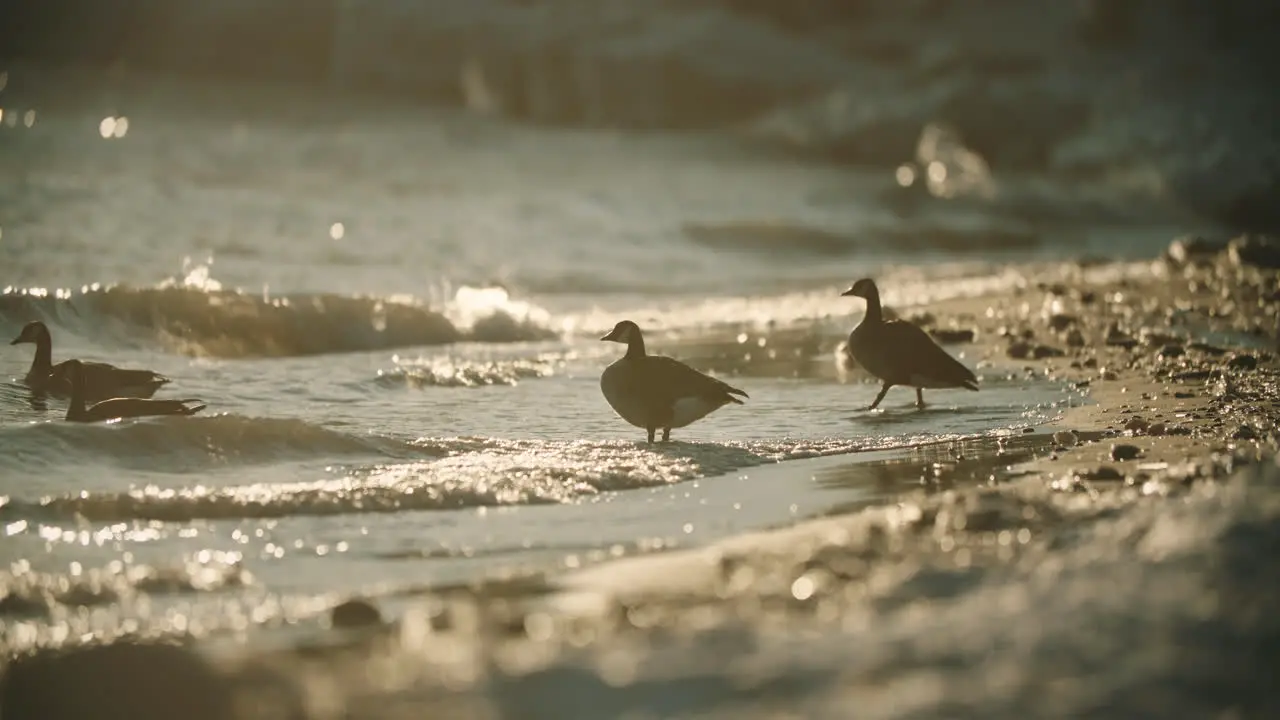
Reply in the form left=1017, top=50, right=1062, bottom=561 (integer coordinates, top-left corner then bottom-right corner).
left=5, top=240, right=1280, bottom=719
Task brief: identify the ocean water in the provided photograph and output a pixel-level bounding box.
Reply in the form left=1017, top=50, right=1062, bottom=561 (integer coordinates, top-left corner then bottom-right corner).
left=0, top=66, right=1186, bottom=655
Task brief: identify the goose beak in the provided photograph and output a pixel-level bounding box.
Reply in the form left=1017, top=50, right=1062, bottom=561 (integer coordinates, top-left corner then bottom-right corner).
left=840, top=287, right=857, bottom=297
left=600, top=330, right=617, bottom=342
left=9, top=335, right=23, bottom=345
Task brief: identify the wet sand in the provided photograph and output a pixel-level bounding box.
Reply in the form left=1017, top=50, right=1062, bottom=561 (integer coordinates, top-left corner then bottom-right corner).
left=5, top=238, right=1280, bottom=719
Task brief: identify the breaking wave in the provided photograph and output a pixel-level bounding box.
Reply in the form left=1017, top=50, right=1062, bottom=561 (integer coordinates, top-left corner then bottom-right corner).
left=0, top=280, right=559, bottom=360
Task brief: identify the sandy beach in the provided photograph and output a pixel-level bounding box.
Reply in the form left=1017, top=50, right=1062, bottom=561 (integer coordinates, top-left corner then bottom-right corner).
left=7, top=239, right=1278, bottom=719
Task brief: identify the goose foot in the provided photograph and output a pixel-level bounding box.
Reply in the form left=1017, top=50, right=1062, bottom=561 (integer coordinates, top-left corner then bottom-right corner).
left=915, top=387, right=927, bottom=409
left=646, top=427, right=656, bottom=444
left=661, top=428, right=671, bottom=442
left=867, top=382, right=891, bottom=411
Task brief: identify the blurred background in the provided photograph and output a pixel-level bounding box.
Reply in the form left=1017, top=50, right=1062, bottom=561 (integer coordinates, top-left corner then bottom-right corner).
left=3, top=0, right=1278, bottom=237
left=3, top=2, right=1280, bottom=286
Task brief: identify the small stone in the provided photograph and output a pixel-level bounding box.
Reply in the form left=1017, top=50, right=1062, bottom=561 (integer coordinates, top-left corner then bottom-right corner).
left=1048, top=314, right=1077, bottom=331
left=1173, top=391, right=1195, bottom=399
left=1087, top=466, right=1125, bottom=481
left=1159, top=344, right=1185, bottom=358
left=1124, top=417, right=1149, bottom=433
left=1105, top=325, right=1138, bottom=349
left=1228, top=354, right=1258, bottom=370
left=1053, top=430, right=1079, bottom=447
left=929, top=327, right=977, bottom=344
left=1233, top=425, right=1258, bottom=441
left=1100, top=369, right=1119, bottom=381
left=1110, top=444, right=1142, bottom=461
left=1033, top=344, right=1065, bottom=359
left=331, top=598, right=384, bottom=629
left=1065, top=329, right=1086, bottom=347
left=1147, top=422, right=1167, bottom=436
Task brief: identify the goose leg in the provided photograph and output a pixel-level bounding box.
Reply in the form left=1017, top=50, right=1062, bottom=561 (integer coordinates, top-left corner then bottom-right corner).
left=661, top=427, right=671, bottom=442
left=915, top=387, right=926, bottom=409
left=646, top=427, right=656, bottom=444
left=867, top=382, right=891, bottom=410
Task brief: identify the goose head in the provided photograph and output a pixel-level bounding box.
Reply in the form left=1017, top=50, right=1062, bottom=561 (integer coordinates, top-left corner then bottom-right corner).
left=10, top=320, right=50, bottom=346
left=840, top=278, right=877, bottom=299
left=600, top=320, right=642, bottom=345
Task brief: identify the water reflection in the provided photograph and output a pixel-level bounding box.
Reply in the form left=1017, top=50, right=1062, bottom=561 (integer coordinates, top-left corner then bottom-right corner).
left=811, top=432, right=1056, bottom=517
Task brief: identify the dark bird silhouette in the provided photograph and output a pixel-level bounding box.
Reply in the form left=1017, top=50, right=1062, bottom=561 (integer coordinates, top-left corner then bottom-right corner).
left=840, top=278, right=978, bottom=410
left=600, top=320, right=748, bottom=443
left=62, top=359, right=205, bottom=422
left=11, top=321, right=170, bottom=401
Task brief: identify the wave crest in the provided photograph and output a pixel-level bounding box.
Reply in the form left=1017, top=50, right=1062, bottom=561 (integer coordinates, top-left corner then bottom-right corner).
left=0, top=280, right=559, bottom=359
left=0, top=415, right=434, bottom=474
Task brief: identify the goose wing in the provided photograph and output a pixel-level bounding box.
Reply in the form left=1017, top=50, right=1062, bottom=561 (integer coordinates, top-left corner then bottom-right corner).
left=84, top=397, right=205, bottom=422
left=71, top=361, right=170, bottom=387
left=880, top=320, right=978, bottom=386
left=642, top=356, right=748, bottom=404
left=48, top=360, right=170, bottom=395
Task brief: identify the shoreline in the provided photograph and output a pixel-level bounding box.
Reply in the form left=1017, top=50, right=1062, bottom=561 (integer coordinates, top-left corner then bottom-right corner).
left=5, top=239, right=1280, bottom=718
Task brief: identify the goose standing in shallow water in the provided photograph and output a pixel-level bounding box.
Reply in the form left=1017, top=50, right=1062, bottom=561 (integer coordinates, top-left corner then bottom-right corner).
left=10, top=320, right=170, bottom=401
left=841, top=278, right=978, bottom=410
left=62, top=359, right=205, bottom=423
left=600, top=320, right=748, bottom=443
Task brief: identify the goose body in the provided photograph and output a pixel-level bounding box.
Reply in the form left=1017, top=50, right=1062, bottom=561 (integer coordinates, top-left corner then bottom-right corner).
left=11, top=321, right=170, bottom=401
left=841, top=278, right=978, bottom=409
left=600, top=320, right=748, bottom=443
left=62, top=359, right=205, bottom=423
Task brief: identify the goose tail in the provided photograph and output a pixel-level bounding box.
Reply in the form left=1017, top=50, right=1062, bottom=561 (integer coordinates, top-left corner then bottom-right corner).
left=176, top=399, right=206, bottom=415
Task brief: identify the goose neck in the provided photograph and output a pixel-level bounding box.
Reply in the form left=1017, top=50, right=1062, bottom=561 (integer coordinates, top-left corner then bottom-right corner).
left=30, top=333, right=53, bottom=373
left=625, top=335, right=647, bottom=359
left=862, top=288, right=884, bottom=324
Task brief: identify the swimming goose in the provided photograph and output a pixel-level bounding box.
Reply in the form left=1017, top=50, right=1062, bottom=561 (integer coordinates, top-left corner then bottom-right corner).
left=10, top=320, right=170, bottom=400
left=63, top=359, right=205, bottom=423
left=841, top=278, right=978, bottom=409
left=600, top=320, right=748, bottom=443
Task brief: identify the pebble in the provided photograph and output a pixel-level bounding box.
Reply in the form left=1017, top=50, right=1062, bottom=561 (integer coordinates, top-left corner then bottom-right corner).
left=1110, top=444, right=1142, bottom=461
left=1086, top=466, right=1125, bottom=481
left=1052, top=430, right=1079, bottom=447
left=930, top=328, right=977, bottom=344
left=1228, top=354, right=1258, bottom=370
left=1233, top=425, right=1258, bottom=441
left=331, top=598, right=384, bottom=629
left=1048, top=314, right=1077, bottom=331
left=1007, top=341, right=1063, bottom=359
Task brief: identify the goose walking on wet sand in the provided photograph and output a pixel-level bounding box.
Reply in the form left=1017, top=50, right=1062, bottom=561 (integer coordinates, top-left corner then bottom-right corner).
left=840, top=278, right=978, bottom=410
left=10, top=320, right=170, bottom=401
left=600, top=320, right=748, bottom=443
left=62, top=359, right=205, bottom=423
